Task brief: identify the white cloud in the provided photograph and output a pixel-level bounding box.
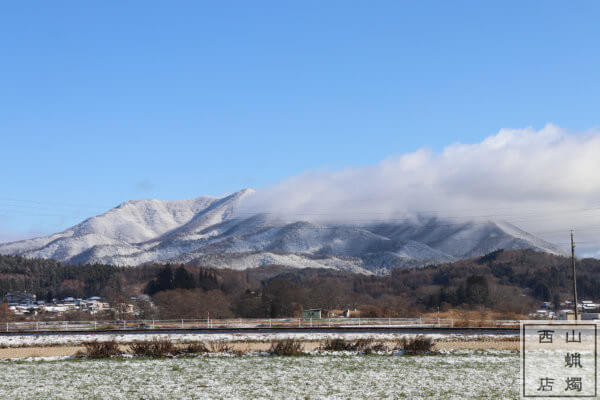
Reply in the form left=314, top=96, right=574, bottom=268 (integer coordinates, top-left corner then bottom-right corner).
left=239, top=124, right=600, bottom=255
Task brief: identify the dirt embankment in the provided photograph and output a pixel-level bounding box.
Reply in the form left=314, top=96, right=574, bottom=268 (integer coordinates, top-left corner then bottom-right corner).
left=0, top=337, right=519, bottom=359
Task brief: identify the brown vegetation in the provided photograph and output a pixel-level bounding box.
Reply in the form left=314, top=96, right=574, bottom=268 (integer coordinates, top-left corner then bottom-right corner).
left=152, top=289, right=233, bottom=319
left=80, top=340, right=121, bottom=358
left=399, top=336, right=434, bottom=354
left=2, top=249, right=599, bottom=320
left=270, top=339, right=305, bottom=356
left=209, top=340, right=233, bottom=354
left=319, top=338, right=387, bottom=353
left=129, top=339, right=179, bottom=357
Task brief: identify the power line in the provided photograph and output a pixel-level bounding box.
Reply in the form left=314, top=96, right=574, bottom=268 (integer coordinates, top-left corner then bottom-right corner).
left=571, top=230, right=578, bottom=320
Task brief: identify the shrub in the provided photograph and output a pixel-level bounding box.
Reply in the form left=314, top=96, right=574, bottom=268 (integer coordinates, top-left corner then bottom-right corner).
left=129, top=340, right=153, bottom=357
left=352, top=338, right=374, bottom=352
left=399, top=336, right=433, bottom=354
left=129, top=339, right=179, bottom=357
left=181, top=342, right=209, bottom=355
left=209, top=340, right=232, bottom=353
left=318, top=338, right=388, bottom=353
left=366, top=342, right=387, bottom=354
left=352, top=338, right=387, bottom=354
left=270, top=339, right=304, bottom=356
left=81, top=340, right=121, bottom=358
left=319, top=338, right=353, bottom=352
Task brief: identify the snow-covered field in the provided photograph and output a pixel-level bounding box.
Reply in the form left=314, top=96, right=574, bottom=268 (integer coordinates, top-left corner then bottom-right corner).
left=0, top=332, right=516, bottom=347
left=0, top=353, right=518, bottom=399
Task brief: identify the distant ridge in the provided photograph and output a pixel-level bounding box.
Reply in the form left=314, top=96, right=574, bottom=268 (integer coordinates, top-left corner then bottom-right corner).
left=0, top=189, right=567, bottom=274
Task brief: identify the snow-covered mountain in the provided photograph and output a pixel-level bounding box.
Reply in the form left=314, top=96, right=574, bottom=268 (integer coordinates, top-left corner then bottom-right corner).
left=0, top=189, right=567, bottom=274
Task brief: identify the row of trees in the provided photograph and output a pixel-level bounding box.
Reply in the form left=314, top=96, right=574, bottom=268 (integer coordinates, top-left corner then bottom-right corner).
left=0, top=255, right=121, bottom=301
left=3, top=249, right=599, bottom=319
left=144, top=265, right=219, bottom=295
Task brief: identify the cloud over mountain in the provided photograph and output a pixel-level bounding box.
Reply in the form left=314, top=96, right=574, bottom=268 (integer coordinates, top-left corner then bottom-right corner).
left=1, top=124, right=599, bottom=269
left=238, top=124, right=600, bottom=254
left=0, top=188, right=566, bottom=273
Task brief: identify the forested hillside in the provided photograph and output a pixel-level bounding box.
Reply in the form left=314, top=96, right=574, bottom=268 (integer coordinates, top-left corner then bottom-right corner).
left=1, top=249, right=598, bottom=319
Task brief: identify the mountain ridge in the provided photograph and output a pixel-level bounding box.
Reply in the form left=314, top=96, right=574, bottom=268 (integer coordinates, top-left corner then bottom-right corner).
left=0, top=189, right=567, bottom=274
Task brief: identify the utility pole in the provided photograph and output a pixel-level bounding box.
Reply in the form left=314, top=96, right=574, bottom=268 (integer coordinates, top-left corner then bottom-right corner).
left=571, top=230, right=579, bottom=321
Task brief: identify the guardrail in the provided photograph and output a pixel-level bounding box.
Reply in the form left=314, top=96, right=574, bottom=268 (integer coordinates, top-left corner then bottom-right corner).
left=0, top=318, right=521, bottom=332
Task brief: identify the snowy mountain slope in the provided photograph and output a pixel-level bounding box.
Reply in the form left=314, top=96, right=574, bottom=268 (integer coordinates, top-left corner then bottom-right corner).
left=0, top=189, right=567, bottom=273
left=0, top=195, right=219, bottom=262
left=171, top=251, right=368, bottom=274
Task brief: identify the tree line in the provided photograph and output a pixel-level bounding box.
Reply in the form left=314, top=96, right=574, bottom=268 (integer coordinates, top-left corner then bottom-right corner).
left=2, top=249, right=599, bottom=319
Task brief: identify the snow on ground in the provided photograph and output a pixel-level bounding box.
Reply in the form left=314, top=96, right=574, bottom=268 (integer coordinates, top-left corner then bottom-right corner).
left=0, top=331, right=517, bottom=347
left=0, top=353, right=519, bottom=399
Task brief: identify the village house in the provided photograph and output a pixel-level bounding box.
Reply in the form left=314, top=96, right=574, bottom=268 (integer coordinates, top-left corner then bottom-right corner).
left=1, top=292, right=117, bottom=317
left=3, top=292, right=36, bottom=306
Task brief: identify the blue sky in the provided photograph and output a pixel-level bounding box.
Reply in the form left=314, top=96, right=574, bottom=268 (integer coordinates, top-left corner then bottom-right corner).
left=1, top=1, right=599, bottom=240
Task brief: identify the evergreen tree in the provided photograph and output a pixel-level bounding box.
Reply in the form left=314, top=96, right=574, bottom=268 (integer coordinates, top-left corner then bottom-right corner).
left=174, top=265, right=195, bottom=289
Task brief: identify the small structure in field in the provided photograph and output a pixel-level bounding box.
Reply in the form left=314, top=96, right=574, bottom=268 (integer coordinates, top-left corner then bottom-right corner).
left=302, top=309, right=322, bottom=319
left=327, top=309, right=351, bottom=318
left=558, top=310, right=581, bottom=320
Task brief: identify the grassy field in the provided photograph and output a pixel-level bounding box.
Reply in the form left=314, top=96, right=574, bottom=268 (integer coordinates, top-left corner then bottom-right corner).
left=0, top=353, right=518, bottom=399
